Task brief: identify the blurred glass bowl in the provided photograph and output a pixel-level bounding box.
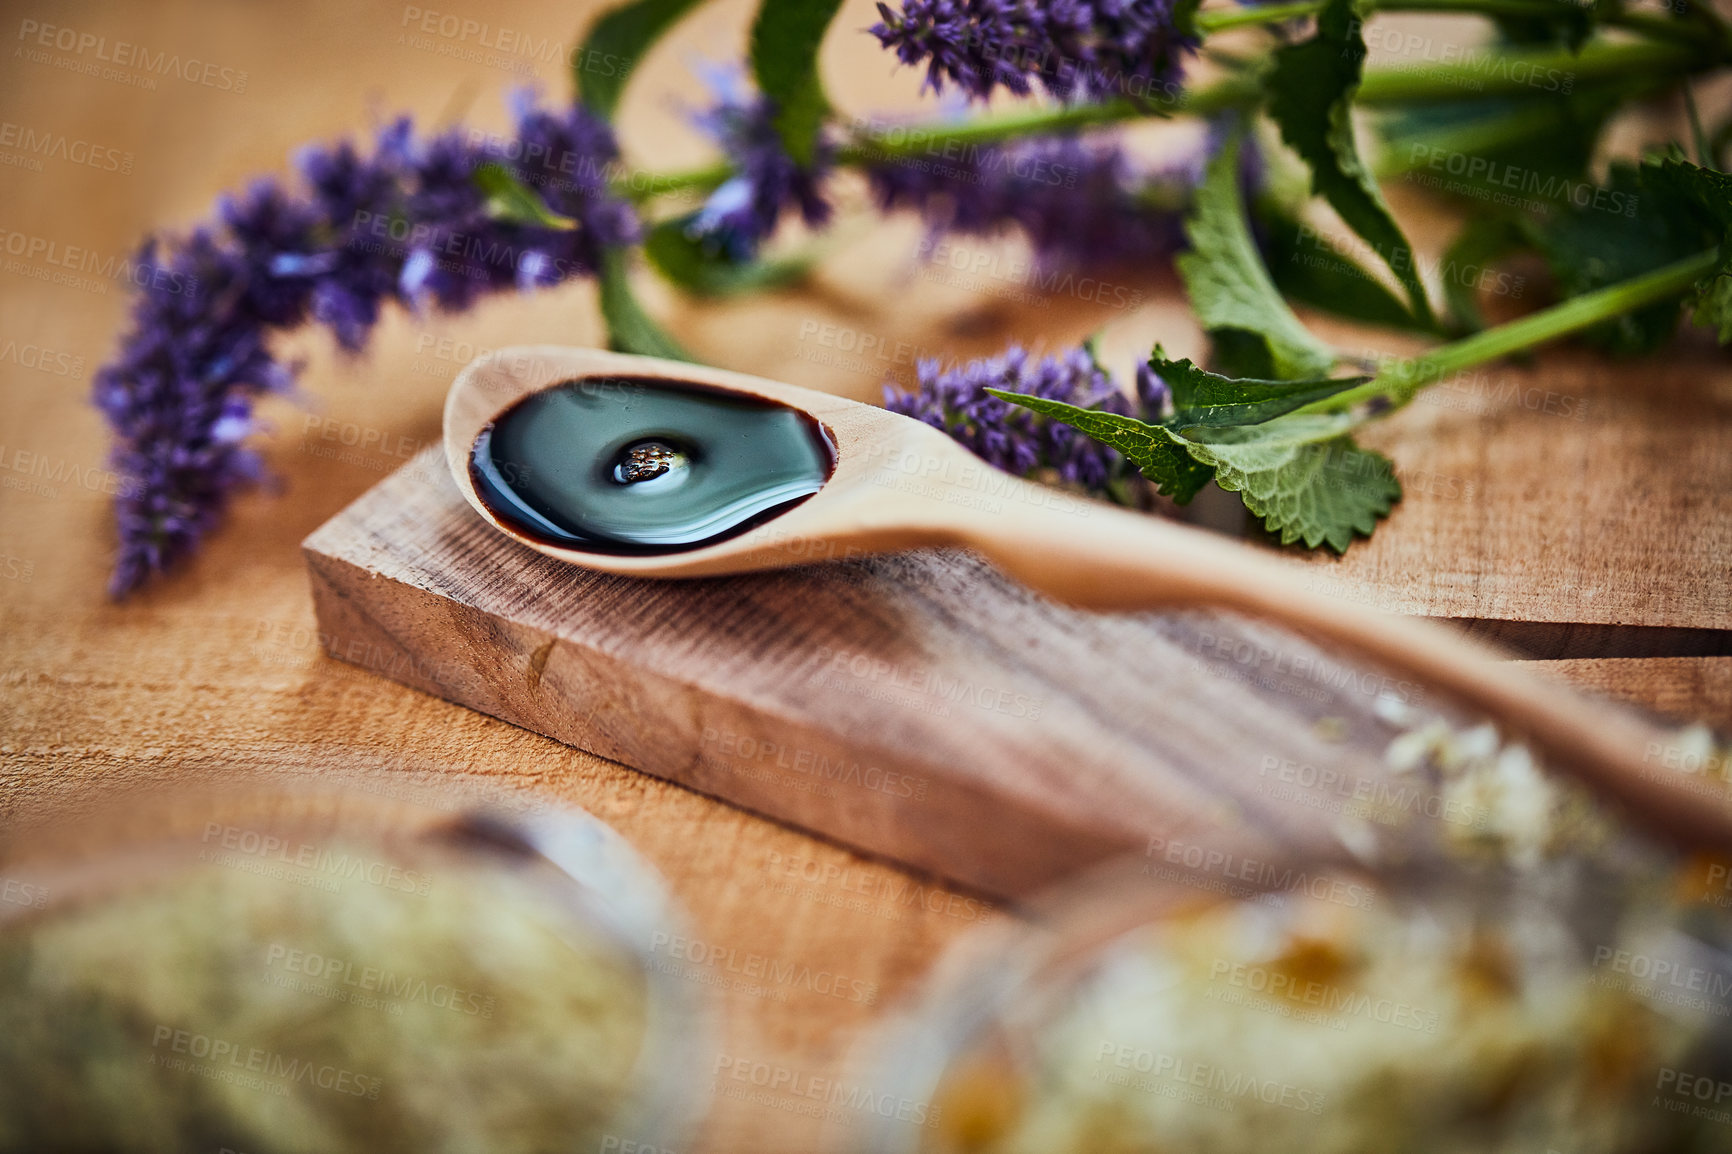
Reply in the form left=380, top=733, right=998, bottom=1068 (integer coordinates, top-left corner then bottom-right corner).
left=0, top=784, right=711, bottom=1154
left=839, top=858, right=1732, bottom=1154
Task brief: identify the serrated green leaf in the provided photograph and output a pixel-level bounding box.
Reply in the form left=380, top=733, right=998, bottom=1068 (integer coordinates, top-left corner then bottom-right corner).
left=1647, top=157, right=1732, bottom=344
left=598, top=249, right=692, bottom=360
left=1177, top=132, right=1337, bottom=381
left=986, top=386, right=1398, bottom=548
left=1646, top=156, right=1732, bottom=237
left=1191, top=433, right=1401, bottom=552
left=1527, top=159, right=1721, bottom=353
left=1266, top=0, right=1433, bottom=326
left=750, top=0, right=844, bottom=167
left=983, top=390, right=1216, bottom=504
left=474, top=164, right=577, bottom=230
left=577, top=0, right=707, bottom=121
left=644, top=214, right=815, bottom=297
left=1152, top=348, right=1367, bottom=428
left=1256, top=201, right=1430, bottom=333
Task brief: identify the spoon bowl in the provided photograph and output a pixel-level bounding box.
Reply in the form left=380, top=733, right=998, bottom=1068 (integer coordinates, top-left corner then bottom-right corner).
left=445, top=345, right=989, bottom=577
left=446, top=346, right=1732, bottom=849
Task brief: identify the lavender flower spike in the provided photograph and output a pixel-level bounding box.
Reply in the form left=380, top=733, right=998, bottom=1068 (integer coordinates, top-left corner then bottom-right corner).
left=687, top=64, right=832, bottom=262
left=93, top=97, right=637, bottom=598
left=872, top=0, right=1198, bottom=105
left=864, top=130, right=1190, bottom=273
left=884, top=344, right=1167, bottom=497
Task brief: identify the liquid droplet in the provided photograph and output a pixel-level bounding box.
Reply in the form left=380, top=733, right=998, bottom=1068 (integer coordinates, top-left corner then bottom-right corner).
left=612, top=440, right=689, bottom=486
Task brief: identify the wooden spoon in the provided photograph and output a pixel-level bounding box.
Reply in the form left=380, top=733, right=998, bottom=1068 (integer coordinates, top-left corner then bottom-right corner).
left=445, top=346, right=1732, bottom=849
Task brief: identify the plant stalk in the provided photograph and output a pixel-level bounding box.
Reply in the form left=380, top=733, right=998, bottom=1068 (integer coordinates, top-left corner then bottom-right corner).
left=1320, top=248, right=1720, bottom=409
left=1197, top=0, right=1714, bottom=37
left=618, top=36, right=1711, bottom=200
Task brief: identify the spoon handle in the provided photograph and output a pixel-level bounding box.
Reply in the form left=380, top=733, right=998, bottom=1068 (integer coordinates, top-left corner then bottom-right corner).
left=937, top=474, right=1732, bottom=849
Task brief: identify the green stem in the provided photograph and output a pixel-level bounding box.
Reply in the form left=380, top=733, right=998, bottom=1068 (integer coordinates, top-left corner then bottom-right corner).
left=844, top=38, right=1668, bottom=160
left=1610, top=11, right=1715, bottom=47
left=615, top=85, right=1239, bottom=199
left=1357, top=37, right=1700, bottom=105
left=834, top=98, right=1180, bottom=165
left=1384, top=0, right=1593, bottom=14
left=1370, top=82, right=1668, bottom=178
left=1320, top=249, right=1719, bottom=409
left=1194, top=0, right=1320, bottom=33
left=1197, top=0, right=1705, bottom=35
left=624, top=36, right=1706, bottom=198
left=1373, top=101, right=1569, bottom=178
left=842, top=37, right=1699, bottom=164
left=617, top=17, right=1716, bottom=200
left=615, top=160, right=732, bottom=202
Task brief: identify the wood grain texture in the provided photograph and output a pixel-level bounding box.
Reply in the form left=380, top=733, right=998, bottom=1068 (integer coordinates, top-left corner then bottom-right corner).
left=1289, top=340, right=1732, bottom=637
left=305, top=444, right=1722, bottom=897
left=1533, top=656, right=1732, bottom=729
left=1, top=2, right=1730, bottom=1150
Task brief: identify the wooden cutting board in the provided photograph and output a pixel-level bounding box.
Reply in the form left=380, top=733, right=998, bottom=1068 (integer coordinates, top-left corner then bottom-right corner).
left=303, top=445, right=1660, bottom=898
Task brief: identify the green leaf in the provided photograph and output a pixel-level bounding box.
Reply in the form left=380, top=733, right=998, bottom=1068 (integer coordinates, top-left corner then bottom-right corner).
left=1173, top=0, right=1204, bottom=38
left=1437, top=216, right=1529, bottom=333
left=750, top=0, right=844, bottom=167
left=982, top=391, right=1216, bottom=504
left=598, top=249, right=692, bottom=360
left=1266, top=0, right=1433, bottom=326
left=1152, top=349, right=1367, bottom=428
left=1187, top=411, right=1360, bottom=447
left=577, top=0, right=707, bottom=121
left=473, top=164, right=577, bottom=230
left=1204, top=330, right=1274, bottom=381
left=1191, top=431, right=1401, bottom=552
left=1526, top=159, right=1722, bottom=353
left=1646, top=155, right=1732, bottom=237
left=1646, top=156, right=1732, bottom=344
left=1257, top=201, right=1433, bottom=334
left=1176, top=131, right=1337, bottom=381
left=986, top=386, right=1399, bottom=549
left=644, top=215, right=815, bottom=297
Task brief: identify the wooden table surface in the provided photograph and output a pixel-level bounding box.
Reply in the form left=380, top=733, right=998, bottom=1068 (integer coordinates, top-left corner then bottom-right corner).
left=2, top=2, right=1730, bottom=1150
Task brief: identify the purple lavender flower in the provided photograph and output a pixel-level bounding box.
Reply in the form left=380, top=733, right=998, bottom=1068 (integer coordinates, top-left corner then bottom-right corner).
left=93, top=97, right=636, bottom=598
left=505, top=93, right=640, bottom=285
left=884, top=344, right=1167, bottom=495
left=871, top=0, right=1197, bottom=104
left=865, top=131, right=1189, bottom=271
left=687, top=66, right=832, bottom=262
left=93, top=233, right=292, bottom=597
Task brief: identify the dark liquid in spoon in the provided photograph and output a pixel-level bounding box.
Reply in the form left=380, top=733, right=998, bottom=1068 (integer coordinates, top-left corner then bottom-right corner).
left=470, top=376, right=836, bottom=554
